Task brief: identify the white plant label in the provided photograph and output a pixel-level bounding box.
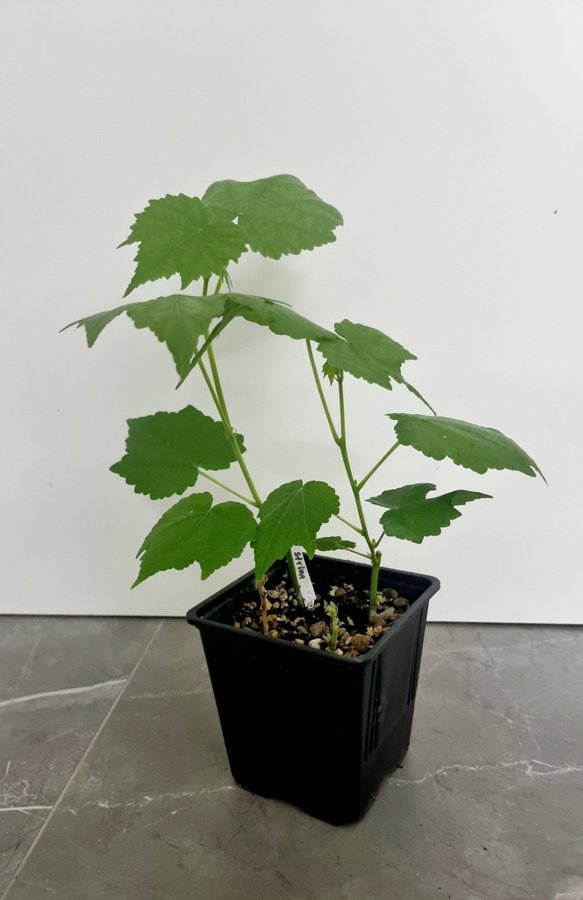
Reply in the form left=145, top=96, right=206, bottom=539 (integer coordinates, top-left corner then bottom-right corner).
left=290, top=546, right=317, bottom=608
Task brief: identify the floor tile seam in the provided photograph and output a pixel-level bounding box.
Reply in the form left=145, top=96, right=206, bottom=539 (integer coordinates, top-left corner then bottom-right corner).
left=0, top=619, right=166, bottom=899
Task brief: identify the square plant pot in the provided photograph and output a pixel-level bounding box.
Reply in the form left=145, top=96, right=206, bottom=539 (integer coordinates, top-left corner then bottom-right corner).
left=187, top=555, right=440, bottom=825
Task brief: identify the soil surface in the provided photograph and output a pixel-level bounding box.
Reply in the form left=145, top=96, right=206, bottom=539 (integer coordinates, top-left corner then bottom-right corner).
left=232, top=571, right=411, bottom=657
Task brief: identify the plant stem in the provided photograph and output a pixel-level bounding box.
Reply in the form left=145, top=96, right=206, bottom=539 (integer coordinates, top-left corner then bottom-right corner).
left=198, top=353, right=263, bottom=508
left=306, top=341, right=375, bottom=562
left=336, top=376, right=376, bottom=557
left=343, top=546, right=372, bottom=560
left=204, top=336, right=263, bottom=508
left=306, top=341, right=340, bottom=444
left=333, top=513, right=364, bottom=535
left=369, top=551, right=382, bottom=617
left=306, top=350, right=388, bottom=620
left=358, top=442, right=400, bottom=491
left=199, top=278, right=305, bottom=604
left=197, top=470, right=258, bottom=507
left=197, top=358, right=222, bottom=411
left=336, top=378, right=390, bottom=619
left=258, top=579, right=269, bottom=635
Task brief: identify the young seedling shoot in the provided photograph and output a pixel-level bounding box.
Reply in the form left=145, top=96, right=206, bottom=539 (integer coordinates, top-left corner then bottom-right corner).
left=63, top=174, right=544, bottom=652
left=325, top=601, right=341, bottom=653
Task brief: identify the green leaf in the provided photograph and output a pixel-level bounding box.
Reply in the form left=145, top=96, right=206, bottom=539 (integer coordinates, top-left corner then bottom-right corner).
left=61, top=303, right=131, bottom=347
left=388, top=414, right=545, bottom=480
left=313, top=535, right=357, bottom=552
left=176, top=293, right=337, bottom=387
left=223, top=293, right=336, bottom=342
left=203, top=174, right=343, bottom=259
left=120, top=195, right=248, bottom=295
left=128, top=295, right=224, bottom=377
left=368, top=483, right=438, bottom=508
left=253, top=480, right=340, bottom=578
left=368, top=483, right=491, bottom=543
left=133, top=493, right=256, bottom=586
left=318, top=320, right=415, bottom=390
left=62, top=294, right=225, bottom=378
left=110, top=407, right=243, bottom=500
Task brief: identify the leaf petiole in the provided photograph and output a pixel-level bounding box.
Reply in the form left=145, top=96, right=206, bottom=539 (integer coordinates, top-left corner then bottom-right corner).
left=306, top=340, right=340, bottom=444
left=333, top=513, right=364, bottom=535
left=357, top=442, right=400, bottom=491
left=197, top=470, right=259, bottom=508
left=342, top=546, right=371, bottom=560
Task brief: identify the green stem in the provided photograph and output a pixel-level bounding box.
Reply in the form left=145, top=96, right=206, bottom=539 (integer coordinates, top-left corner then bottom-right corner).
left=198, top=355, right=263, bottom=508
left=369, top=551, right=382, bottom=618
left=336, top=376, right=375, bottom=557
left=336, top=375, right=386, bottom=620
left=343, top=546, right=372, bottom=560
left=306, top=345, right=381, bottom=609
left=200, top=278, right=264, bottom=510
left=199, top=279, right=305, bottom=603
left=306, top=341, right=340, bottom=444
left=358, top=442, right=400, bottom=491
left=197, top=358, right=222, bottom=411
left=333, top=513, right=364, bottom=535
left=199, top=349, right=261, bottom=506
left=197, top=469, right=258, bottom=507
left=204, top=334, right=263, bottom=508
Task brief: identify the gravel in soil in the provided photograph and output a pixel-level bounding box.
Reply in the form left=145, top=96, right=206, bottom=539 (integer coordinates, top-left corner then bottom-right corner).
left=232, top=572, right=410, bottom=657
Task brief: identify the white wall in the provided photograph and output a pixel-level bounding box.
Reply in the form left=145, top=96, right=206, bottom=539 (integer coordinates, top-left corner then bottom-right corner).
left=1, top=0, right=581, bottom=621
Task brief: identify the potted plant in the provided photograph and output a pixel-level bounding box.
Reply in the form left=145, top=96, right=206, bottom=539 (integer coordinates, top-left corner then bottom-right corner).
left=64, top=175, right=543, bottom=824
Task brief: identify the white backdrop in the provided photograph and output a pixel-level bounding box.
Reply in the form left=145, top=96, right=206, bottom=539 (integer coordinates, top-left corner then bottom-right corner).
left=1, top=0, right=581, bottom=621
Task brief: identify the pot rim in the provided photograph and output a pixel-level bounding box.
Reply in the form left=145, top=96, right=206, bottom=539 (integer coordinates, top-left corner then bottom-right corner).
left=187, top=556, right=440, bottom=666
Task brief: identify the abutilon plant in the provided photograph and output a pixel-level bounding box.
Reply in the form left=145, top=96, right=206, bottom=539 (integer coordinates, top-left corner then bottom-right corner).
left=64, top=174, right=544, bottom=623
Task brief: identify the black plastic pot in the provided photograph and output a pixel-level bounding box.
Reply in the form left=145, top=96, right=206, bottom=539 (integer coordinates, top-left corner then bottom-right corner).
left=187, top=555, right=440, bottom=825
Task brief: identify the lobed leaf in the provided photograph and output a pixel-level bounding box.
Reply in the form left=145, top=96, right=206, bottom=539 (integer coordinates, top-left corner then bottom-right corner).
left=313, top=535, right=357, bottom=552
left=110, top=407, right=243, bottom=500
left=202, top=174, right=343, bottom=259
left=368, top=483, right=438, bottom=508
left=121, top=195, right=248, bottom=295
left=223, top=293, right=336, bottom=343
left=253, top=480, right=340, bottom=579
left=62, top=294, right=225, bottom=378
left=62, top=304, right=131, bottom=347
left=133, top=493, right=256, bottom=586
left=318, top=320, right=413, bottom=389
left=368, top=483, right=491, bottom=543
left=128, top=295, right=225, bottom=377
left=389, top=414, right=545, bottom=480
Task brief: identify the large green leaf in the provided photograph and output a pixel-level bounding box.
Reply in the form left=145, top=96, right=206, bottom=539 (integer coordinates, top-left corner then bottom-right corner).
left=253, top=480, right=340, bottom=578
left=203, top=174, right=343, bottom=259
left=318, top=320, right=435, bottom=412
left=368, top=483, right=491, bottom=543
left=110, top=407, right=243, bottom=500
left=128, top=295, right=224, bottom=377
left=223, top=293, right=336, bottom=342
left=62, top=294, right=225, bottom=377
left=314, top=535, right=357, bottom=552
left=133, top=493, right=256, bottom=586
left=318, top=320, right=415, bottom=389
left=389, top=414, right=544, bottom=479
left=178, top=293, right=336, bottom=385
left=120, top=195, right=248, bottom=295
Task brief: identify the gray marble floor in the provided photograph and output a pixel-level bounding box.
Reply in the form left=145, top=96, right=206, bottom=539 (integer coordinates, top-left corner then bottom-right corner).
left=0, top=617, right=582, bottom=900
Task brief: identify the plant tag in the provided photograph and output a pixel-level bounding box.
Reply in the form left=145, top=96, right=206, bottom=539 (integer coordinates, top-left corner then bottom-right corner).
left=290, top=547, right=317, bottom=608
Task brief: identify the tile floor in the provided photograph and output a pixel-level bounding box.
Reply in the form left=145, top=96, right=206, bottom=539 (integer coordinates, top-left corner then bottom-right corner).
left=1, top=616, right=582, bottom=899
